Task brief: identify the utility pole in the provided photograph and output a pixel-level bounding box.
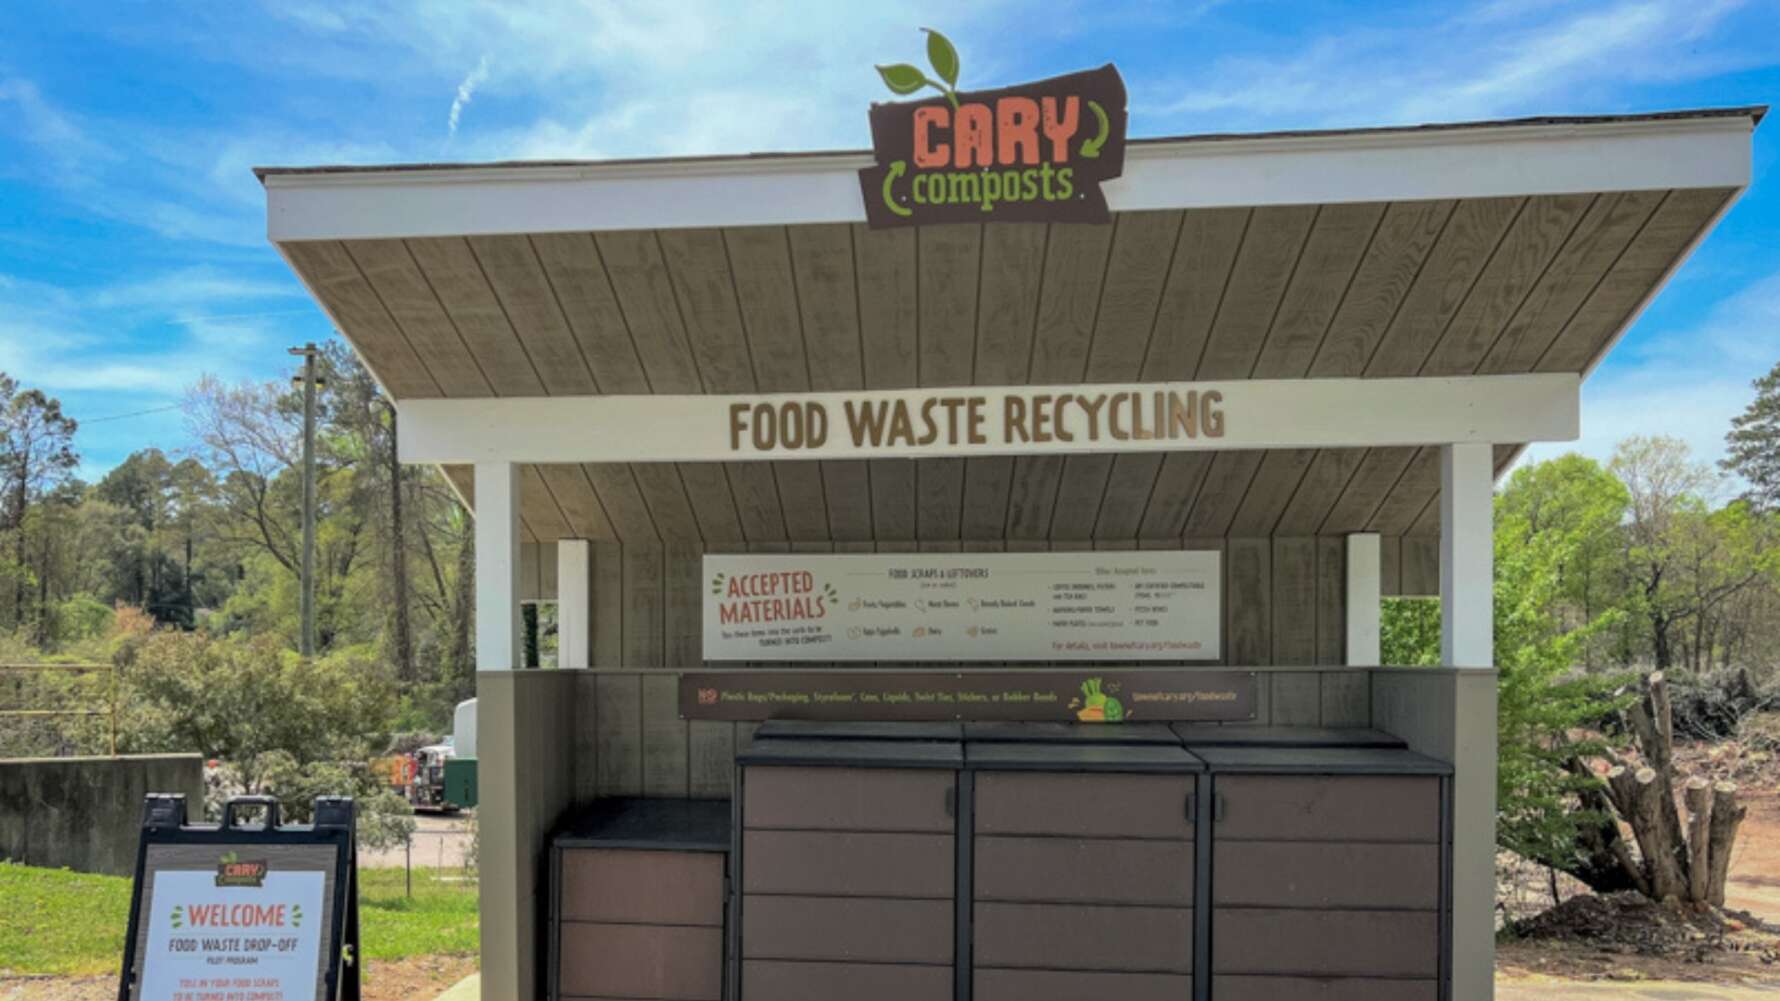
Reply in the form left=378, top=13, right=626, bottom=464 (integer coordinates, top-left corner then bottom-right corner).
left=290, top=343, right=321, bottom=657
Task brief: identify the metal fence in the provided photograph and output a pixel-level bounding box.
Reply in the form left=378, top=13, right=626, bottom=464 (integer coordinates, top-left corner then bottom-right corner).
left=0, top=662, right=118, bottom=755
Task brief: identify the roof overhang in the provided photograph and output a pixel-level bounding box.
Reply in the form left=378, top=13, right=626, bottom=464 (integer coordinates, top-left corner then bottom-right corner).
left=261, top=109, right=1758, bottom=241
left=261, top=107, right=1761, bottom=570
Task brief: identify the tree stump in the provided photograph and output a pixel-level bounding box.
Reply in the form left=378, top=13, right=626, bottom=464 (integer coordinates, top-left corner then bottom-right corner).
left=1706, top=781, right=1747, bottom=907
left=1684, top=776, right=1713, bottom=905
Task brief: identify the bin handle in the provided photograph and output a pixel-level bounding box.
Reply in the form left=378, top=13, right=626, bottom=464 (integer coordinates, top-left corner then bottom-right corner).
left=223, top=795, right=281, bottom=830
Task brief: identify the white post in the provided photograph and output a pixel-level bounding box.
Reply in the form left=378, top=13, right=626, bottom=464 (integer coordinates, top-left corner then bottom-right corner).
left=474, top=462, right=522, bottom=671
left=557, top=539, right=591, bottom=669
left=1441, top=443, right=1494, bottom=667
left=1345, top=533, right=1381, bottom=666
left=1441, top=441, right=1497, bottom=1001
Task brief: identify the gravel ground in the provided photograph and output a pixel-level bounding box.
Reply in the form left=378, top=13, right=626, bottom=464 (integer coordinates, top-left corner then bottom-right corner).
left=359, top=812, right=475, bottom=871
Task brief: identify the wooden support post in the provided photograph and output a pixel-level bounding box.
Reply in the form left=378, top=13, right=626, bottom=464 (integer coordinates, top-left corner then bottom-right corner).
left=1439, top=442, right=1496, bottom=1001
left=474, top=462, right=521, bottom=672
left=1345, top=533, right=1381, bottom=666
left=557, top=539, right=591, bottom=669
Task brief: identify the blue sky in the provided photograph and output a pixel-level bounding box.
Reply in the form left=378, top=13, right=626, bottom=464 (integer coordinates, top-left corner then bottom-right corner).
left=2, top=0, right=1777, bottom=483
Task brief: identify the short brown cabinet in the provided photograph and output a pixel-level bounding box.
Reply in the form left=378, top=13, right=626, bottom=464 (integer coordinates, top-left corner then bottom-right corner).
left=1191, top=745, right=1452, bottom=1001
left=735, top=737, right=964, bottom=1001
left=549, top=798, right=732, bottom=1001
left=965, top=740, right=1204, bottom=1001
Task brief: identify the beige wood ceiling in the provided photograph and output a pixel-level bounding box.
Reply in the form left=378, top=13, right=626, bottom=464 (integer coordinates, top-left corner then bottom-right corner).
left=283, top=188, right=1735, bottom=545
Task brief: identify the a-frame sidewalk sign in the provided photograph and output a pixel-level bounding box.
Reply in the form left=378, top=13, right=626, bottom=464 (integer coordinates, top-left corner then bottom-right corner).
left=117, top=794, right=361, bottom=1001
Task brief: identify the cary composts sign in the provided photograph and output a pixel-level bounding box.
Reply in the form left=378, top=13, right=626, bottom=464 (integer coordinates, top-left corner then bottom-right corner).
left=859, top=29, right=1128, bottom=228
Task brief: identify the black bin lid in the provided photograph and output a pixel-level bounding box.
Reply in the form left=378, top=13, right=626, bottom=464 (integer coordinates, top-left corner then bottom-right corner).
left=1171, top=723, right=1408, bottom=749
left=738, top=736, right=963, bottom=769
left=552, top=797, right=732, bottom=852
left=966, top=741, right=1204, bottom=773
left=964, top=721, right=1181, bottom=745
left=1191, top=745, right=1451, bottom=776
left=755, top=719, right=964, bottom=741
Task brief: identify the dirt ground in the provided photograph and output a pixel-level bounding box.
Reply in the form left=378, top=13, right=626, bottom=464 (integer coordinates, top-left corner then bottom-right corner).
left=1497, top=728, right=1780, bottom=994
left=0, top=955, right=477, bottom=1001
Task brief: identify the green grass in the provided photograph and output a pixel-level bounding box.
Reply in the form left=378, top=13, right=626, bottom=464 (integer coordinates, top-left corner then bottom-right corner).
left=0, top=862, right=478, bottom=976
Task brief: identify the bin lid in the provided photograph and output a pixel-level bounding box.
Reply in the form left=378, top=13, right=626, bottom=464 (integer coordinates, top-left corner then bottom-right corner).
left=755, top=720, right=964, bottom=741
left=966, top=741, right=1204, bottom=773
left=1191, top=745, right=1451, bottom=775
left=738, top=736, right=963, bottom=769
left=552, top=797, right=732, bottom=852
left=964, top=721, right=1181, bottom=745
left=1171, top=724, right=1408, bottom=749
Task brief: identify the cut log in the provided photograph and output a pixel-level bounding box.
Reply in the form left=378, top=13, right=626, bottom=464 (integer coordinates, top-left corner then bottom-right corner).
left=1566, top=757, right=1650, bottom=896
left=1648, top=671, right=1673, bottom=761
left=1684, top=776, right=1713, bottom=905
left=1610, top=765, right=1688, bottom=902
left=1706, top=781, right=1748, bottom=908
left=1626, top=673, right=1690, bottom=893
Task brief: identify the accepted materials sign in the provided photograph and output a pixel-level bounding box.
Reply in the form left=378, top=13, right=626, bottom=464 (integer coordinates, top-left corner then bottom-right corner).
left=703, top=550, right=1220, bottom=662
left=859, top=30, right=1127, bottom=227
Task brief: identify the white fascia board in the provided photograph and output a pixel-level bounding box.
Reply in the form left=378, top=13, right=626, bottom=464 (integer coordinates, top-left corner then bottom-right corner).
left=265, top=115, right=1753, bottom=242
left=396, top=373, right=1581, bottom=465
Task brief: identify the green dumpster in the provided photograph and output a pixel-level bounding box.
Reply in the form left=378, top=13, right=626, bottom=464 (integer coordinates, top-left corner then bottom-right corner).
left=444, top=757, right=478, bottom=809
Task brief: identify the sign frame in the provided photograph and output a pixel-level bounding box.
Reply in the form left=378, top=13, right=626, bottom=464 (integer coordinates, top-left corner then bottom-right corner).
left=117, top=795, right=360, bottom=1001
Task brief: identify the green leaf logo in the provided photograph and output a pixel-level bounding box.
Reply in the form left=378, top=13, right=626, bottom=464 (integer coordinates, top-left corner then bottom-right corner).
left=876, top=63, right=927, bottom=96
left=291, top=904, right=304, bottom=928
left=924, top=28, right=960, bottom=88
left=170, top=905, right=184, bottom=929
left=874, top=29, right=963, bottom=110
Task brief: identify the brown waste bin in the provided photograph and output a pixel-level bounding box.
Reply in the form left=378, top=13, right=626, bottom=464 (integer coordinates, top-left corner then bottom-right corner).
left=1187, top=743, right=1452, bottom=1001
left=548, top=798, right=732, bottom=1001
left=735, top=735, right=964, bottom=1001
left=964, top=738, right=1205, bottom=1001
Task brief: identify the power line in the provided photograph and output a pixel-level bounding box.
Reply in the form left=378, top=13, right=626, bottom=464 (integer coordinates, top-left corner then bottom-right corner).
left=79, top=403, right=183, bottom=424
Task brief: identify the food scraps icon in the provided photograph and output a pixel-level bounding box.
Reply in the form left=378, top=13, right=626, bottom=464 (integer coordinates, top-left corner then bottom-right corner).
left=1071, top=677, right=1126, bottom=723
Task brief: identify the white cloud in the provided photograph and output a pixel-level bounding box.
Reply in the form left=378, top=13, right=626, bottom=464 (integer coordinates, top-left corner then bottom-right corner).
left=448, top=55, right=491, bottom=138
left=1522, top=269, right=1780, bottom=475
left=1142, top=0, right=1758, bottom=128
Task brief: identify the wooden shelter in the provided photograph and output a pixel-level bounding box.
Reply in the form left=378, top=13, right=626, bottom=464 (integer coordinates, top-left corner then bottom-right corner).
left=261, top=106, right=1761, bottom=1001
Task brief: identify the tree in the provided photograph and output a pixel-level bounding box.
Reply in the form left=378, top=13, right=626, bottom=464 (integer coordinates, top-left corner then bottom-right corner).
left=1610, top=436, right=1766, bottom=671
left=1492, top=458, right=1635, bottom=884
left=0, top=374, right=79, bottom=636
left=1724, top=358, right=1780, bottom=510
left=1496, top=454, right=1630, bottom=669
left=115, top=629, right=414, bottom=849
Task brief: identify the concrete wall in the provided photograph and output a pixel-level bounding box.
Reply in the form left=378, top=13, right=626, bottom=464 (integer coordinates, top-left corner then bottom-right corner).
left=0, top=754, right=206, bottom=876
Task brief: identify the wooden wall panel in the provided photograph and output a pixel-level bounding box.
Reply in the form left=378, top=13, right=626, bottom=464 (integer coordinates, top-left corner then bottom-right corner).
left=1401, top=536, right=1440, bottom=597
left=1315, top=537, right=1346, bottom=667
left=1226, top=538, right=1271, bottom=666
left=594, top=672, right=643, bottom=796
